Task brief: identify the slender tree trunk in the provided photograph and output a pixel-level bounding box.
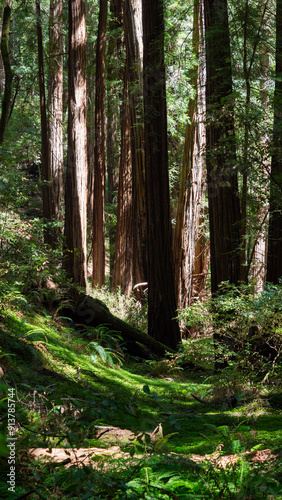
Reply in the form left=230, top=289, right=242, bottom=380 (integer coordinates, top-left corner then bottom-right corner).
left=48, top=0, right=64, bottom=246
left=0, top=16, right=4, bottom=95
left=92, top=0, right=108, bottom=287
left=0, top=1, right=13, bottom=144
left=142, top=0, right=180, bottom=349
left=204, top=0, right=241, bottom=296
left=36, top=0, right=52, bottom=244
left=87, top=80, right=95, bottom=220
left=86, top=6, right=99, bottom=220
left=193, top=208, right=210, bottom=298
left=239, top=0, right=251, bottom=283
left=174, top=0, right=206, bottom=311
left=267, top=0, right=282, bottom=283
left=107, top=0, right=122, bottom=282
left=64, top=0, right=88, bottom=290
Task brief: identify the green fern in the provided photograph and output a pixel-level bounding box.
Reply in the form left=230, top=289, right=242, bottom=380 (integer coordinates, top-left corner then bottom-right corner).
left=89, top=341, right=124, bottom=368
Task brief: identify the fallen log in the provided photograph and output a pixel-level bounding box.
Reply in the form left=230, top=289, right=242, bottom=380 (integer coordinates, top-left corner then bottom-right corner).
left=74, top=294, right=175, bottom=358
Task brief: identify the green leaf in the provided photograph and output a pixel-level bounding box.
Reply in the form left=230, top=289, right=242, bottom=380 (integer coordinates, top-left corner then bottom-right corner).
left=143, top=384, right=151, bottom=394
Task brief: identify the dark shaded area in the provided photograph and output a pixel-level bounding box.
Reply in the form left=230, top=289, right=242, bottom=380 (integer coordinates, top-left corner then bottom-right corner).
left=62, top=293, right=176, bottom=359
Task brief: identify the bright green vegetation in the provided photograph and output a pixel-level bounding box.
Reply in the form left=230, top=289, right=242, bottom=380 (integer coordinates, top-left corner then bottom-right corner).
left=0, top=288, right=281, bottom=499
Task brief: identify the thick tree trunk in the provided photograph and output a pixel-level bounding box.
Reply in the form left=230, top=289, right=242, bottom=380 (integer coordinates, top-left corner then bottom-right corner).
left=204, top=0, right=242, bottom=370
left=0, top=2, right=13, bottom=144
left=48, top=0, right=64, bottom=246
left=267, top=0, right=282, bottom=283
left=142, top=0, right=181, bottom=349
left=204, top=0, right=241, bottom=296
left=174, top=0, right=206, bottom=311
left=36, top=0, right=52, bottom=245
left=64, top=0, right=88, bottom=290
left=112, top=61, right=134, bottom=295
left=92, top=0, right=108, bottom=287
left=112, top=0, right=146, bottom=295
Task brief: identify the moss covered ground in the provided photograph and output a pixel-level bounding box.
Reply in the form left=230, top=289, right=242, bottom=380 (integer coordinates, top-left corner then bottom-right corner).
left=0, top=303, right=281, bottom=499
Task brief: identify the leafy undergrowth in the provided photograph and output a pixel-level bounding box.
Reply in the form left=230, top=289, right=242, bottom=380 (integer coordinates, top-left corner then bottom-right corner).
left=0, top=303, right=281, bottom=499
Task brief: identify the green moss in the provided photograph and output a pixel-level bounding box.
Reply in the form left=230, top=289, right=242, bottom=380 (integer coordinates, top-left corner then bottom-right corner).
left=0, top=306, right=281, bottom=499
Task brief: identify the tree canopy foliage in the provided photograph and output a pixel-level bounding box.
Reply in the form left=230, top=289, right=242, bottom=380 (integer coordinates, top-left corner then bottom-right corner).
left=0, top=0, right=281, bottom=346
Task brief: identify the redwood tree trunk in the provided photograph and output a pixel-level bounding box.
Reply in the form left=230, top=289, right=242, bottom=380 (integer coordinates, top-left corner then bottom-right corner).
left=204, top=0, right=241, bottom=296
left=106, top=0, right=122, bottom=280
left=112, top=0, right=146, bottom=295
left=0, top=2, right=13, bottom=144
left=124, top=0, right=147, bottom=288
left=36, top=0, right=52, bottom=245
left=48, top=0, right=64, bottom=246
left=64, top=0, right=88, bottom=290
left=174, top=0, right=206, bottom=311
left=92, top=0, right=108, bottom=287
left=142, top=0, right=180, bottom=349
left=267, top=0, right=282, bottom=283
left=112, top=61, right=134, bottom=295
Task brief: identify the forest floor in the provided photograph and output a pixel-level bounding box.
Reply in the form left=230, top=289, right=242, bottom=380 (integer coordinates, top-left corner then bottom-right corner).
left=0, top=298, right=281, bottom=499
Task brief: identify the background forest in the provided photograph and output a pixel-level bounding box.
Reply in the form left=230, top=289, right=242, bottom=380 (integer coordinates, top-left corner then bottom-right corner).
left=0, top=0, right=282, bottom=499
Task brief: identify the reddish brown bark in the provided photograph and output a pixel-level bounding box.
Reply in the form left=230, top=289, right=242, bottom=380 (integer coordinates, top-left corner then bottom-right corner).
left=143, top=0, right=180, bottom=349
left=36, top=0, right=52, bottom=245
left=267, top=0, right=282, bottom=283
left=64, top=0, right=88, bottom=290
left=48, top=0, right=64, bottom=246
left=0, top=2, right=13, bottom=144
left=174, top=0, right=207, bottom=311
left=204, top=0, right=241, bottom=296
left=92, top=0, right=108, bottom=287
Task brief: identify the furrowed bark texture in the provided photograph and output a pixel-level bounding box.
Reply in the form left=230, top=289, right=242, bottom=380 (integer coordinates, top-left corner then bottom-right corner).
left=64, top=0, right=88, bottom=289
left=204, top=0, right=241, bottom=295
left=142, top=0, right=181, bottom=349
left=92, top=0, right=108, bottom=287
left=48, top=0, right=64, bottom=245
left=267, top=0, right=282, bottom=283
left=0, top=3, right=13, bottom=144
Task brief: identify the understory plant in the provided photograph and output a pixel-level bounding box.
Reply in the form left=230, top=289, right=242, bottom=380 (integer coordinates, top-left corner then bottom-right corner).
left=179, top=282, right=282, bottom=375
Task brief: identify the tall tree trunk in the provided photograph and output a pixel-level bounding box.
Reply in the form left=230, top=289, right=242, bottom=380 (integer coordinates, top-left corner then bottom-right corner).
left=204, top=0, right=241, bottom=296
left=239, top=0, right=250, bottom=282
left=112, top=61, right=134, bottom=294
left=107, top=0, right=122, bottom=282
left=174, top=0, right=206, bottom=311
left=0, top=1, right=13, bottom=144
left=87, top=78, right=95, bottom=221
left=0, top=15, right=4, bottom=95
left=36, top=0, right=52, bottom=245
left=112, top=0, right=146, bottom=295
left=252, top=3, right=270, bottom=292
left=92, top=0, right=108, bottom=287
left=240, top=0, right=270, bottom=286
left=48, top=0, right=64, bottom=246
left=64, top=0, right=88, bottom=290
left=267, top=0, right=282, bottom=283
left=142, top=0, right=180, bottom=349
left=124, top=0, right=147, bottom=288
